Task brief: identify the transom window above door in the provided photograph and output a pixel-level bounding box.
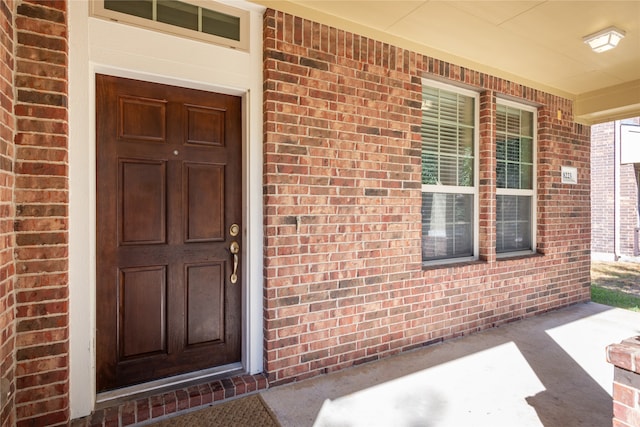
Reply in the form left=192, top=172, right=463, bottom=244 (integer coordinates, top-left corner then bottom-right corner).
left=91, top=0, right=249, bottom=51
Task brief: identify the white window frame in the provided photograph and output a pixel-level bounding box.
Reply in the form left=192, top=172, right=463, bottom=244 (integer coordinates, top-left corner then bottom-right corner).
left=495, top=98, right=537, bottom=258
left=421, top=79, right=480, bottom=266
left=90, top=0, right=250, bottom=51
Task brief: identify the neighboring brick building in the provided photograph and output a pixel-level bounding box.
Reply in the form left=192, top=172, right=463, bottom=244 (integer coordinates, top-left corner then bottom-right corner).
left=591, top=118, right=640, bottom=261
left=0, top=1, right=635, bottom=426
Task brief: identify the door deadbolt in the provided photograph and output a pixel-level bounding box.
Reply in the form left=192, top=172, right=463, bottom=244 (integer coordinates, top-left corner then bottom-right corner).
left=230, top=223, right=240, bottom=237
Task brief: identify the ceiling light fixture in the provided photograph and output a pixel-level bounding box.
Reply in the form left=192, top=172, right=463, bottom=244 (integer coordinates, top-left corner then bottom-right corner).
left=583, top=26, right=626, bottom=53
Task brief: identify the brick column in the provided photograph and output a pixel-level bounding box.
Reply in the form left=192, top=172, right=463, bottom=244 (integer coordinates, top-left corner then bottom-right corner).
left=13, top=1, right=69, bottom=425
left=0, top=0, right=16, bottom=426
left=478, top=90, right=496, bottom=263
left=607, top=337, right=640, bottom=426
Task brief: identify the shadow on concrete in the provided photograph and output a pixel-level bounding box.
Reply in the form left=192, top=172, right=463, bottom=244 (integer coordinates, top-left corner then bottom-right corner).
left=517, top=316, right=612, bottom=427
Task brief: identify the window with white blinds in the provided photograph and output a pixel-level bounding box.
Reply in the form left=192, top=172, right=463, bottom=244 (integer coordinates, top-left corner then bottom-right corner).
left=421, top=81, right=478, bottom=263
left=496, top=100, right=536, bottom=255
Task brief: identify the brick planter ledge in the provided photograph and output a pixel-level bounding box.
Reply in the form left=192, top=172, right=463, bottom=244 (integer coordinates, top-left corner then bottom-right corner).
left=607, top=337, right=640, bottom=427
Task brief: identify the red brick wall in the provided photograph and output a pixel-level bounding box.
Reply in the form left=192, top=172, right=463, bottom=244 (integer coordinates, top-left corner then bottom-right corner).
left=13, top=1, right=69, bottom=425
left=0, top=0, right=16, bottom=426
left=263, top=9, right=591, bottom=385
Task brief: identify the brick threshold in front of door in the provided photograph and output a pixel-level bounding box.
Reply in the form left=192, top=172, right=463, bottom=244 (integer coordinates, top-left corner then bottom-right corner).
left=71, top=373, right=269, bottom=427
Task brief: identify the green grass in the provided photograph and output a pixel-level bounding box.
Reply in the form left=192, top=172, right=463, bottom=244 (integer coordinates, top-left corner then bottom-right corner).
left=591, top=285, right=640, bottom=312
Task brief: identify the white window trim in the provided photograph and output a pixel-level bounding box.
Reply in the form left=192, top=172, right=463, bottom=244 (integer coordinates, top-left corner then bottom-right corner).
left=496, top=98, right=537, bottom=258
left=90, top=0, right=250, bottom=51
left=422, top=184, right=475, bottom=194
left=421, top=78, right=480, bottom=266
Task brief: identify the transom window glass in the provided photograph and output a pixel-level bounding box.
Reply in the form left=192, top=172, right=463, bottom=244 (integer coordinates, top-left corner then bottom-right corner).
left=92, top=0, right=248, bottom=51
left=496, top=101, right=536, bottom=254
left=421, top=81, right=478, bottom=263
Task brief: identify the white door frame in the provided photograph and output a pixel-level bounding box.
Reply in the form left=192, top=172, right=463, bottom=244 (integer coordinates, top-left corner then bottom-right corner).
left=68, top=0, right=265, bottom=418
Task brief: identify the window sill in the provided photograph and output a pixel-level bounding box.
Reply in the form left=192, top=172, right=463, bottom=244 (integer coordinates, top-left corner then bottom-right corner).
left=422, top=258, right=486, bottom=272
left=496, top=251, right=543, bottom=262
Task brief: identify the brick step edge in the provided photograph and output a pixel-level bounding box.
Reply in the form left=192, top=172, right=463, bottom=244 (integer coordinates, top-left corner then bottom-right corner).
left=70, top=373, right=269, bottom=427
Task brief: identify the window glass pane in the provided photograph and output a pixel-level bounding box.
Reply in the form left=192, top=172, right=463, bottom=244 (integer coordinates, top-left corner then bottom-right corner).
left=422, top=88, right=439, bottom=121
left=422, top=193, right=473, bottom=261
left=517, top=221, right=532, bottom=248
left=521, top=164, right=533, bottom=189
left=506, top=137, right=520, bottom=162
left=440, top=123, right=458, bottom=155
left=458, top=157, right=473, bottom=186
left=521, top=137, right=533, bottom=163
left=500, top=195, right=517, bottom=221
left=421, top=120, right=438, bottom=153
left=496, top=105, right=535, bottom=191
left=496, top=195, right=532, bottom=253
left=496, top=135, right=506, bottom=161
left=496, top=162, right=506, bottom=189
left=454, top=222, right=473, bottom=254
left=157, top=0, right=198, bottom=31
left=507, top=163, right=519, bottom=189
left=496, top=107, right=507, bottom=132
left=507, top=109, right=520, bottom=134
left=439, top=155, right=457, bottom=186
left=421, top=86, right=475, bottom=188
left=440, top=91, right=458, bottom=123
left=105, top=0, right=153, bottom=19
left=421, top=152, right=438, bottom=185
left=202, top=8, right=241, bottom=41
left=458, top=127, right=473, bottom=156
left=458, top=95, right=474, bottom=126
left=498, top=221, right=516, bottom=251
left=521, top=110, right=534, bottom=137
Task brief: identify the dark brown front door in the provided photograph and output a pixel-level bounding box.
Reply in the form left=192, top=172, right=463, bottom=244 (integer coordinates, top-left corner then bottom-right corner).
left=96, top=74, right=242, bottom=392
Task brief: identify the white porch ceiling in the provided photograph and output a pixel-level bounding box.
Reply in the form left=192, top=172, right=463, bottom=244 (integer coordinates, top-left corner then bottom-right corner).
left=251, top=0, right=640, bottom=124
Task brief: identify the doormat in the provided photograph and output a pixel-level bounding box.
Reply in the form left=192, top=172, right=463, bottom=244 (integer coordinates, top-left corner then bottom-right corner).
left=149, top=394, right=280, bottom=427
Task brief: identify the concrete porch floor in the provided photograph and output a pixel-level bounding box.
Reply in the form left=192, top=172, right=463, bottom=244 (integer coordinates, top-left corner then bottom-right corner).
left=260, top=302, right=640, bottom=427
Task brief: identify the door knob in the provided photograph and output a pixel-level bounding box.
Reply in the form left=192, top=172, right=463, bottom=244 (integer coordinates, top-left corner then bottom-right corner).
left=229, top=241, right=239, bottom=284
